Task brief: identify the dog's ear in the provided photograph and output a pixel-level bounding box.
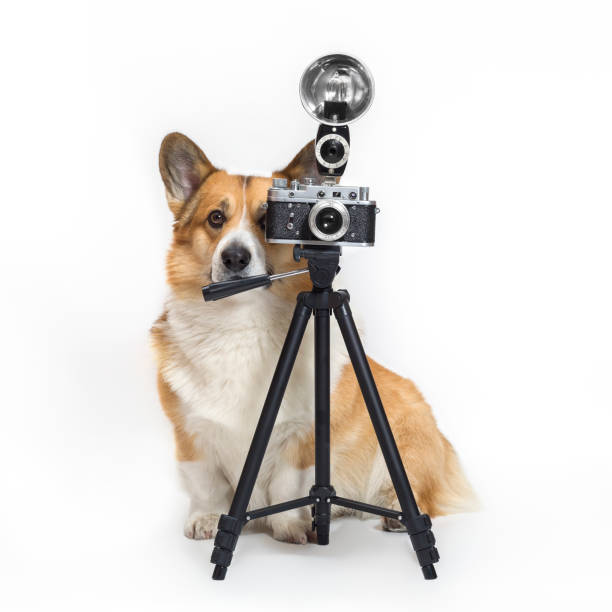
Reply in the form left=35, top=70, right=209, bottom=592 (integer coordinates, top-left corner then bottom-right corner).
left=159, top=132, right=216, bottom=217
left=277, top=140, right=322, bottom=182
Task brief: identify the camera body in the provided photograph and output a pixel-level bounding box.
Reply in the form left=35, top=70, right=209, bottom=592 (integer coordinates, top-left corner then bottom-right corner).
left=265, top=178, right=377, bottom=247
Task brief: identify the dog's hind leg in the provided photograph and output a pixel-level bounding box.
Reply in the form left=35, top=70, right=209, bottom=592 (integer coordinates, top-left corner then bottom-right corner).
left=376, top=433, right=477, bottom=533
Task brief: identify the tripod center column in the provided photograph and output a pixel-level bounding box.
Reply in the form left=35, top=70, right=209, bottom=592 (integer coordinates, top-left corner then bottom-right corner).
left=311, top=289, right=335, bottom=545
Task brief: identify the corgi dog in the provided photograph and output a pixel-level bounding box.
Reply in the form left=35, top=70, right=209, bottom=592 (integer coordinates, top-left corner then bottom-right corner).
left=151, top=133, right=475, bottom=544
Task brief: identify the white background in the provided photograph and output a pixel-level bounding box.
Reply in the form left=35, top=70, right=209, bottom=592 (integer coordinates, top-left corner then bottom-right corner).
left=1, top=1, right=611, bottom=610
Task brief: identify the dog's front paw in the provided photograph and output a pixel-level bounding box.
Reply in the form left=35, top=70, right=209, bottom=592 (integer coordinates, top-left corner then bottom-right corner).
left=184, top=511, right=220, bottom=540
left=270, top=518, right=313, bottom=545
left=381, top=516, right=407, bottom=532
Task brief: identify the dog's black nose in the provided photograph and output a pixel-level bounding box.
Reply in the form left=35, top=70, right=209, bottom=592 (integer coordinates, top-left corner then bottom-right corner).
left=221, top=245, right=251, bottom=272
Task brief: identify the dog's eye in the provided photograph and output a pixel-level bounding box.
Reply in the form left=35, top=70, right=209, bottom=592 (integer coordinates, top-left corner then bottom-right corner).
left=207, top=210, right=226, bottom=228
left=258, top=214, right=266, bottom=231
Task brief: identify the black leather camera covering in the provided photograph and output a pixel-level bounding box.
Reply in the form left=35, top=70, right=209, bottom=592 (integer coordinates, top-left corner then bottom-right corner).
left=266, top=200, right=376, bottom=245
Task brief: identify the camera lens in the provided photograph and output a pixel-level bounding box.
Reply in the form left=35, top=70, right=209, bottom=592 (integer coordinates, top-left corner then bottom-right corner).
left=315, top=207, right=343, bottom=235
left=320, top=139, right=345, bottom=164
left=315, top=133, right=350, bottom=169
left=308, top=201, right=350, bottom=242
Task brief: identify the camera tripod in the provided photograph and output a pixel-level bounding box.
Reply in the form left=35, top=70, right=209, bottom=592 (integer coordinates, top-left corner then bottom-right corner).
left=203, top=245, right=439, bottom=580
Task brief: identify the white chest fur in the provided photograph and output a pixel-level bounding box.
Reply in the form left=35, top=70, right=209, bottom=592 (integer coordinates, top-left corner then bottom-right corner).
left=160, top=289, right=349, bottom=461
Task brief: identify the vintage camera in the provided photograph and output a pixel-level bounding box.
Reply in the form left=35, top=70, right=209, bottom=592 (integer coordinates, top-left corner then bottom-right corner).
left=265, top=54, right=376, bottom=247
left=265, top=178, right=376, bottom=246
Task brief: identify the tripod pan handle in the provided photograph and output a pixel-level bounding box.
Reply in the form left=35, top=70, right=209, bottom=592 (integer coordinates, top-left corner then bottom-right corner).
left=202, top=274, right=271, bottom=302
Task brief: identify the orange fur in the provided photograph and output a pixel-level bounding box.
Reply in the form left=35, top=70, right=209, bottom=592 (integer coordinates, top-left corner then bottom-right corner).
left=151, top=314, right=201, bottom=462
left=279, top=359, right=473, bottom=517
left=329, top=360, right=472, bottom=517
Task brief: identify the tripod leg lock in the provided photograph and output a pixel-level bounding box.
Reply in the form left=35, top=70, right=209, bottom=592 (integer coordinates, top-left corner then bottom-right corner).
left=415, top=545, right=440, bottom=566
left=210, top=514, right=243, bottom=575
left=409, top=528, right=436, bottom=550
left=401, top=513, right=440, bottom=576
left=402, top=512, right=431, bottom=533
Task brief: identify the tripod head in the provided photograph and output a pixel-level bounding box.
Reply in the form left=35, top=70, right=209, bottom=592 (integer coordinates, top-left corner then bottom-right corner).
left=202, top=245, right=340, bottom=302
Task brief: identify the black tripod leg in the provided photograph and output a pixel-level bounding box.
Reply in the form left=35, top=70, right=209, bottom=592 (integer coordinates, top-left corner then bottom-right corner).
left=211, top=295, right=312, bottom=580
left=310, top=296, right=334, bottom=545
left=332, top=292, right=440, bottom=580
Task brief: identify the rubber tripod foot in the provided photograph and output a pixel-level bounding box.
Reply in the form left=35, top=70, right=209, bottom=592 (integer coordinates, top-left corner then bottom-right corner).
left=422, top=564, right=437, bottom=580
left=317, top=531, right=329, bottom=545
left=212, top=565, right=227, bottom=580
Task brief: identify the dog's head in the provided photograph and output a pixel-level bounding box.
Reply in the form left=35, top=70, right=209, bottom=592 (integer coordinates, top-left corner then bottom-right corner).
left=159, top=133, right=321, bottom=301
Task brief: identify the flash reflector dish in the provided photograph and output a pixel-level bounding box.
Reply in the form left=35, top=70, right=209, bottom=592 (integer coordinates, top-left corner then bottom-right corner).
left=300, top=54, right=374, bottom=126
